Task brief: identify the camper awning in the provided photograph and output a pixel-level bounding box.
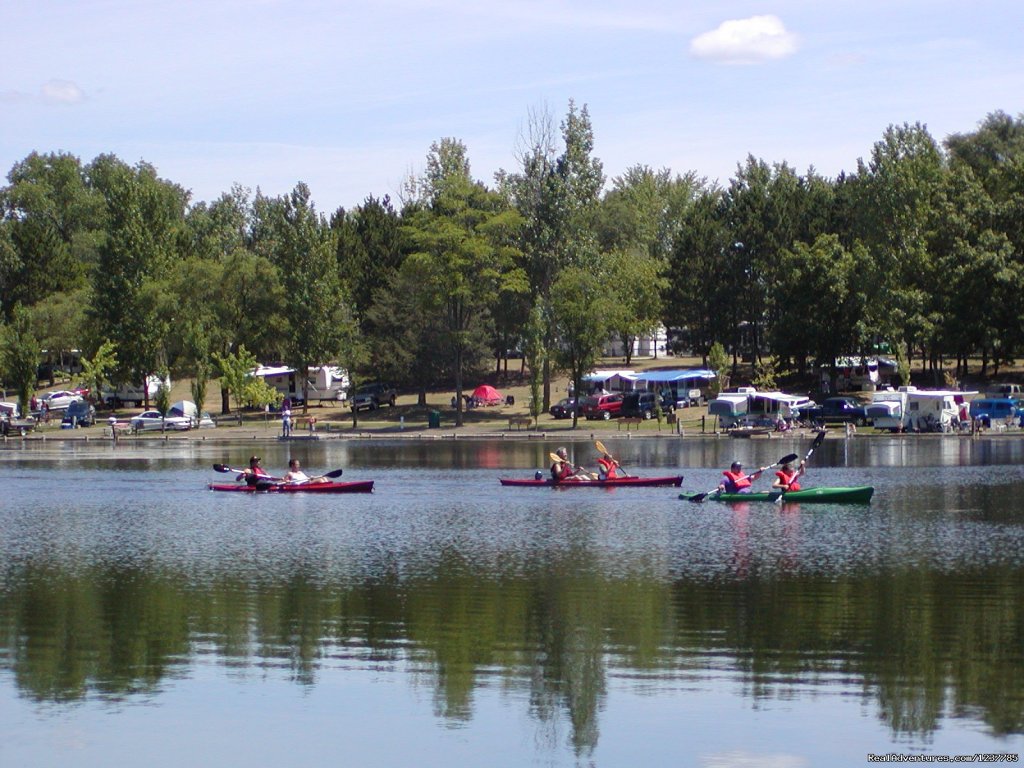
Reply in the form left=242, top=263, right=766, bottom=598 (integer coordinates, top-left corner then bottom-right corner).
left=632, top=369, right=716, bottom=385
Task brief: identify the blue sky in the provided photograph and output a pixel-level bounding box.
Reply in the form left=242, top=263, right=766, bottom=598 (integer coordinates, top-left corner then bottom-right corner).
left=3, top=1, right=1022, bottom=213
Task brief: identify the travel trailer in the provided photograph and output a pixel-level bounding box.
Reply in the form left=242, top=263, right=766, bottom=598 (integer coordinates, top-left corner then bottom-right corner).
left=867, top=386, right=975, bottom=432
left=101, top=375, right=171, bottom=407
left=708, top=387, right=812, bottom=429
left=252, top=365, right=348, bottom=404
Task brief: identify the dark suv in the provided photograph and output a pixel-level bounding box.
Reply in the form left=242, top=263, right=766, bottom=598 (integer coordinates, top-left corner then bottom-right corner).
left=620, top=392, right=664, bottom=420
left=350, top=383, right=398, bottom=412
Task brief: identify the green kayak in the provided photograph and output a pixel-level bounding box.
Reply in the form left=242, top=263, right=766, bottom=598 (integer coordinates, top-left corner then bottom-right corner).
left=680, top=486, right=875, bottom=504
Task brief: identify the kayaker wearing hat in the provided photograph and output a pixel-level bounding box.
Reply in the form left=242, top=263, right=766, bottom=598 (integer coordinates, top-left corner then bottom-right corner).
left=237, top=455, right=270, bottom=484
left=718, top=460, right=762, bottom=494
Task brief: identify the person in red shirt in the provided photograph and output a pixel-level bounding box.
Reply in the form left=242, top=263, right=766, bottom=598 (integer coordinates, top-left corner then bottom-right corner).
left=238, top=455, right=270, bottom=484
left=719, top=461, right=762, bottom=494
left=551, top=447, right=575, bottom=482
left=772, top=460, right=806, bottom=492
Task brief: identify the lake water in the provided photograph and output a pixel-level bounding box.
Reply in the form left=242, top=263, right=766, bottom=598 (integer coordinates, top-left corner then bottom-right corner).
left=2, top=435, right=1023, bottom=767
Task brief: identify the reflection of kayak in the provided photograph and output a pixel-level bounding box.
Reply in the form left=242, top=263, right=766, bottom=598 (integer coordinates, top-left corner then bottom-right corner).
left=208, top=480, right=374, bottom=494
left=501, top=475, right=683, bottom=488
left=680, top=486, right=874, bottom=504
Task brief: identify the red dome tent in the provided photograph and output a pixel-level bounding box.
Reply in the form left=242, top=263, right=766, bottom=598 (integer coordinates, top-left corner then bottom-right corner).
left=471, top=384, right=504, bottom=406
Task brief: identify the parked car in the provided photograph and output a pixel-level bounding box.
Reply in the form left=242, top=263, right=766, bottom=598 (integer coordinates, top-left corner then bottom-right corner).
left=39, top=390, right=83, bottom=411
left=196, top=411, right=217, bottom=429
left=61, top=399, right=96, bottom=427
left=969, top=397, right=1021, bottom=428
left=582, top=393, right=625, bottom=421
left=799, top=396, right=871, bottom=426
left=350, top=383, right=398, bottom=412
left=549, top=398, right=583, bottom=419
left=129, top=411, right=192, bottom=432
left=620, top=392, right=664, bottom=420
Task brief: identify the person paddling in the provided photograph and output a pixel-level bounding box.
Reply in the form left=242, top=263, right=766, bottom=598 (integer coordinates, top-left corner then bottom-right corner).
left=772, top=460, right=806, bottom=492
left=283, top=458, right=329, bottom=485
left=596, top=451, right=618, bottom=480
left=718, top=461, right=763, bottom=494
left=237, top=455, right=270, bottom=485
left=551, top=447, right=575, bottom=482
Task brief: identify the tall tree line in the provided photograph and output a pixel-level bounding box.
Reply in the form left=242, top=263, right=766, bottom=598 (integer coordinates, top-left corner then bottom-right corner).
left=3, top=108, right=1024, bottom=417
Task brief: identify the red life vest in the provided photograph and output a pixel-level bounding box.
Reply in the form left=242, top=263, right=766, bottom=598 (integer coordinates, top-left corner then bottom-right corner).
left=551, top=461, right=573, bottom=481
left=597, top=457, right=617, bottom=479
left=775, top=468, right=801, bottom=491
left=722, top=470, right=751, bottom=492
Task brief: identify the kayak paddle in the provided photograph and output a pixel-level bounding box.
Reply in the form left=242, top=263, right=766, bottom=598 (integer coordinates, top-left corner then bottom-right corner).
left=804, top=430, right=827, bottom=463
left=771, top=430, right=827, bottom=503
left=688, top=452, right=799, bottom=503
left=594, top=439, right=630, bottom=478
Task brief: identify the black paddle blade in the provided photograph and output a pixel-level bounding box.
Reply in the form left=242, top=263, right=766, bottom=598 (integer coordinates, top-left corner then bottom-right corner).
left=813, top=430, right=826, bottom=448
left=213, top=463, right=232, bottom=473
left=323, top=468, right=344, bottom=479
left=779, top=453, right=799, bottom=465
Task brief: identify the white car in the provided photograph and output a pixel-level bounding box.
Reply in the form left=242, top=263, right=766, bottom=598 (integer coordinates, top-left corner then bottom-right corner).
left=129, top=411, right=193, bottom=432
left=39, top=390, right=83, bottom=411
left=196, top=411, right=217, bottom=428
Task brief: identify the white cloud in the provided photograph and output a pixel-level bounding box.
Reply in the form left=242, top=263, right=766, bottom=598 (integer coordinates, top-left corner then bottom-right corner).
left=41, top=80, right=85, bottom=105
left=690, top=15, right=798, bottom=64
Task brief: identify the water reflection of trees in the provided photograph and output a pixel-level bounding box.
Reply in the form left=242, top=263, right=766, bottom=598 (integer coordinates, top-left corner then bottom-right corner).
left=2, top=560, right=1021, bottom=749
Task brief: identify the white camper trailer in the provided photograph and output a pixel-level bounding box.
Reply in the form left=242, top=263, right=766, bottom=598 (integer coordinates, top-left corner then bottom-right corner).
left=253, top=365, right=349, bottom=405
left=708, top=387, right=812, bottom=429
left=868, top=386, right=974, bottom=432
left=101, top=375, right=171, bottom=407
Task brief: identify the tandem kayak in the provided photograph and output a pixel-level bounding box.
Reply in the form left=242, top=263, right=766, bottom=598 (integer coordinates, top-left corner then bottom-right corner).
left=501, top=475, right=683, bottom=488
left=680, top=486, right=874, bottom=504
left=208, top=480, right=374, bottom=494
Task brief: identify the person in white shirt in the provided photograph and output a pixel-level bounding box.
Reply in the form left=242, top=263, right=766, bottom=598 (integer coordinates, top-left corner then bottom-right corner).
left=283, top=458, right=328, bottom=484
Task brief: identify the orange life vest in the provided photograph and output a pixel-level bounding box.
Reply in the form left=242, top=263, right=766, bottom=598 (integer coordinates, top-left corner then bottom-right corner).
left=775, top=468, right=801, bottom=491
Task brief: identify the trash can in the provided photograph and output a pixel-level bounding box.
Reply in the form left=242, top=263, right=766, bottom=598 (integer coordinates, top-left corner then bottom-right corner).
left=428, top=410, right=441, bottom=429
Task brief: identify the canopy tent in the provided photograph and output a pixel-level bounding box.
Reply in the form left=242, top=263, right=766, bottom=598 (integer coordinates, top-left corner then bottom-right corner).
left=632, top=368, right=716, bottom=386
left=471, top=384, right=504, bottom=405
left=581, top=370, right=638, bottom=393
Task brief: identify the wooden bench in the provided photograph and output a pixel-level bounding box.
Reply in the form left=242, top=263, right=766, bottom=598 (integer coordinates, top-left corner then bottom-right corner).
left=105, top=421, right=132, bottom=437
left=508, top=416, right=533, bottom=431
left=618, top=417, right=643, bottom=431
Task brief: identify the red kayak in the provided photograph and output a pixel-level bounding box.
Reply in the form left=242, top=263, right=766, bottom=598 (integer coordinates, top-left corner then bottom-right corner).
left=500, top=475, right=683, bottom=488
left=208, top=480, right=374, bottom=494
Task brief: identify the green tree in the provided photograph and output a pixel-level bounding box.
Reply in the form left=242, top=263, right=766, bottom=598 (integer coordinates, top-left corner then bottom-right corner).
left=0, top=151, right=103, bottom=315
left=853, top=123, right=946, bottom=371
left=78, top=340, right=119, bottom=408
left=264, top=183, right=345, bottom=414
left=213, top=345, right=259, bottom=413
left=502, top=101, right=604, bottom=410
left=772, top=234, right=871, bottom=390
left=87, top=157, right=187, bottom=408
left=0, top=305, right=40, bottom=416
left=402, top=139, right=524, bottom=426
left=549, top=265, right=615, bottom=428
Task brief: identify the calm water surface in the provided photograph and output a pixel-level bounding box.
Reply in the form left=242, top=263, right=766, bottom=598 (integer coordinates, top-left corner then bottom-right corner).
left=2, top=435, right=1023, bottom=767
